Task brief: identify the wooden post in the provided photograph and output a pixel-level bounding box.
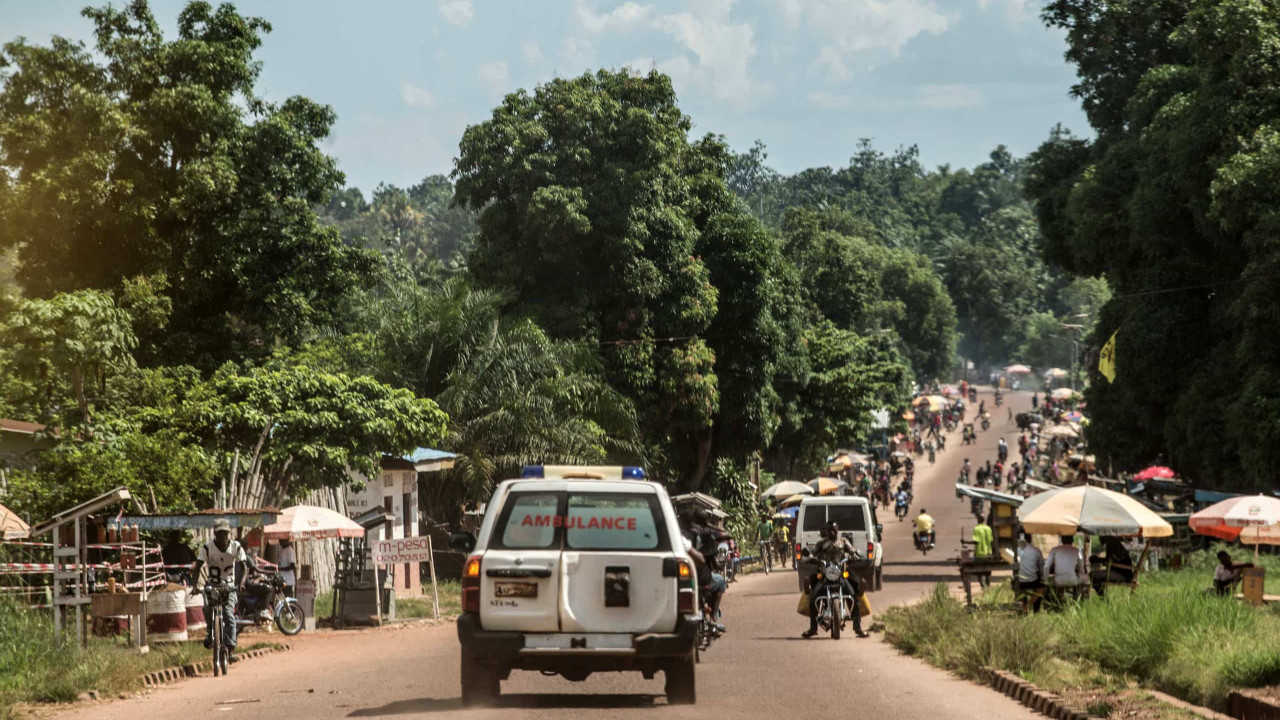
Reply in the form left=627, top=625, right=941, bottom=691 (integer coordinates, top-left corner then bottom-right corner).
left=373, top=563, right=383, bottom=625
left=428, top=536, right=440, bottom=621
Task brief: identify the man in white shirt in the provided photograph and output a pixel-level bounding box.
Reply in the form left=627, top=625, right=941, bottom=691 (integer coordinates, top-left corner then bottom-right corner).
left=277, top=539, right=297, bottom=596
left=1044, top=535, right=1086, bottom=598
left=1015, top=533, right=1045, bottom=612
left=192, top=519, right=247, bottom=660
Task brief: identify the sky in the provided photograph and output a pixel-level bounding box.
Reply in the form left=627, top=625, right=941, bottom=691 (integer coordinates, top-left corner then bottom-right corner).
left=2, top=0, right=1090, bottom=193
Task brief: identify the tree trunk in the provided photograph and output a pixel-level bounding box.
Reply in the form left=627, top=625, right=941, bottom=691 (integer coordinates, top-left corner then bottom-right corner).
left=72, top=369, right=90, bottom=424
left=685, top=431, right=714, bottom=493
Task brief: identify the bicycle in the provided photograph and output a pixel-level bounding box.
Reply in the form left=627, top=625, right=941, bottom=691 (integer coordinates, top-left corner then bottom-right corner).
left=757, top=540, right=773, bottom=574
left=201, top=586, right=231, bottom=677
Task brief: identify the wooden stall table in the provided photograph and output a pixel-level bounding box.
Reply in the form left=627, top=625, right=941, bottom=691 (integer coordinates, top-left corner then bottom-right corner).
left=91, top=591, right=148, bottom=652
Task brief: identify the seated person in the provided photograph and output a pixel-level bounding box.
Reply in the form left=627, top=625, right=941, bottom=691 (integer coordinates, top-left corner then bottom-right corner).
left=1213, top=551, right=1254, bottom=596
left=1015, top=534, right=1046, bottom=613
left=1045, top=535, right=1085, bottom=595
left=1088, top=536, right=1134, bottom=596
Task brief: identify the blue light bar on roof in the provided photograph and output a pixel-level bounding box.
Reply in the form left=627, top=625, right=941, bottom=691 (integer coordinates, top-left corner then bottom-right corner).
left=519, top=465, right=647, bottom=480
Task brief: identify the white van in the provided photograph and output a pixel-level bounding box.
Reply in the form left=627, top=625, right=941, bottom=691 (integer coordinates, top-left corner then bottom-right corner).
left=794, top=496, right=884, bottom=591
left=450, top=465, right=700, bottom=706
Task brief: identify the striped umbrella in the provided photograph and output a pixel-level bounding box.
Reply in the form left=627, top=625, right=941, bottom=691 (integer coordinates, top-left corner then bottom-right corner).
left=1018, top=485, right=1173, bottom=537
left=1190, top=495, right=1280, bottom=560
left=779, top=494, right=808, bottom=508
left=0, top=503, right=28, bottom=540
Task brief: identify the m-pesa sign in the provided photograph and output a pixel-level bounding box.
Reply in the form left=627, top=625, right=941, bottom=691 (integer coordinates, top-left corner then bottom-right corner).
left=371, top=536, right=434, bottom=565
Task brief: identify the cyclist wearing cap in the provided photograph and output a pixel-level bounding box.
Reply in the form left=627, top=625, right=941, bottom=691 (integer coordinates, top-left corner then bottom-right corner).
left=192, top=518, right=250, bottom=663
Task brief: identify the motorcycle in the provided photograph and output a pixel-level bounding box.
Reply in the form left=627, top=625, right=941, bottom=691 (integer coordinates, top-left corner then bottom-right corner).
left=914, top=531, right=933, bottom=556
left=895, top=497, right=909, bottom=521
left=717, top=541, right=736, bottom=583
left=236, top=572, right=306, bottom=636
left=995, top=393, right=1004, bottom=407
left=980, top=414, right=991, bottom=431
left=962, top=425, right=975, bottom=445
left=810, top=558, right=858, bottom=640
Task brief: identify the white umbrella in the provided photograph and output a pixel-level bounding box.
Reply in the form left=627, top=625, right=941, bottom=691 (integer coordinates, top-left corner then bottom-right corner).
left=1018, top=485, right=1173, bottom=537
left=761, top=481, right=814, bottom=500
left=1051, top=388, right=1076, bottom=400
left=1190, top=495, right=1280, bottom=561
left=262, top=505, right=365, bottom=541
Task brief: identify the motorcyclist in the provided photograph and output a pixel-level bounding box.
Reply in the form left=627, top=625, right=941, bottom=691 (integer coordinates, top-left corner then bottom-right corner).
left=998, top=437, right=1009, bottom=462
left=961, top=458, right=972, bottom=483
left=191, top=519, right=250, bottom=663
left=894, top=488, right=910, bottom=517
left=926, top=440, right=936, bottom=464
left=801, top=522, right=867, bottom=639
left=978, top=400, right=986, bottom=417
left=683, top=511, right=728, bottom=633
left=914, top=509, right=936, bottom=549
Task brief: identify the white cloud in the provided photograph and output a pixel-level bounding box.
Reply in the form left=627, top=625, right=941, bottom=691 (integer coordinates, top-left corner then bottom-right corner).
left=655, top=0, right=764, bottom=103
left=438, top=0, right=474, bottom=27
left=575, top=0, right=654, bottom=33
left=560, top=37, right=596, bottom=70
left=522, top=40, right=543, bottom=64
left=478, top=61, right=510, bottom=94
left=399, top=83, right=434, bottom=108
left=781, top=0, right=950, bottom=80
left=808, top=90, right=853, bottom=109
left=914, top=83, right=984, bottom=109
left=978, top=0, right=1032, bottom=15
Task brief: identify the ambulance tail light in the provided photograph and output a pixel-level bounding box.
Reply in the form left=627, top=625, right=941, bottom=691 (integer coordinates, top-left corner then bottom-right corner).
left=675, top=559, right=696, bottom=614
left=867, top=542, right=875, bottom=560
left=462, top=555, right=482, bottom=613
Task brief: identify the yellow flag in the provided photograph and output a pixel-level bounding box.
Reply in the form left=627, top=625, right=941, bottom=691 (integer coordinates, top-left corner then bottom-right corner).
left=1098, top=330, right=1117, bottom=383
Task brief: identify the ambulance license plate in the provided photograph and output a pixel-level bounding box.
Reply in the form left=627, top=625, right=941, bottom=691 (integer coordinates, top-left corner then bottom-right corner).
left=494, top=581, right=537, bottom=599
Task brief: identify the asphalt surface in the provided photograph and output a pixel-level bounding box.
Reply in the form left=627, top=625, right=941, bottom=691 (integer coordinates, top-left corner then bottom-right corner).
left=50, top=388, right=1038, bottom=720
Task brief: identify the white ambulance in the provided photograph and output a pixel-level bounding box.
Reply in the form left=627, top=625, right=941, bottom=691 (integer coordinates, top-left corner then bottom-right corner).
left=450, top=465, right=700, bottom=706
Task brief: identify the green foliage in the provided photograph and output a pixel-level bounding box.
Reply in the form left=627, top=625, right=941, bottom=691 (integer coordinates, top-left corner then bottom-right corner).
left=884, top=552, right=1280, bottom=709
left=1027, top=0, right=1280, bottom=485
left=3, top=290, right=136, bottom=424
left=0, top=0, right=377, bottom=367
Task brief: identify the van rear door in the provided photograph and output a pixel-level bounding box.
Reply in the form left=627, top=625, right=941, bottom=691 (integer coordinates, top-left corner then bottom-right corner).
left=558, top=492, right=677, bottom=634
left=478, top=491, right=563, bottom=632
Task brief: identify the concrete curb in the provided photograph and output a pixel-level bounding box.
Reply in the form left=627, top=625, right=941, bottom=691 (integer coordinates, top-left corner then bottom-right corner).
left=1227, top=689, right=1280, bottom=720
left=141, top=644, right=291, bottom=688
left=979, top=668, right=1099, bottom=720
left=1141, top=689, right=1236, bottom=720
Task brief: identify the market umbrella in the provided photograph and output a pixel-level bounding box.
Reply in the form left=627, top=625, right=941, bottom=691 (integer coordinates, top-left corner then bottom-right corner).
left=1018, top=485, right=1174, bottom=537
left=1063, top=411, right=1084, bottom=423
left=1189, top=496, right=1280, bottom=560
left=1134, top=465, right=1175, bottom=481
left=807, top=477, right=849, bottom=496
left=1050, top=387, right=1076, bottom=400
left=779, top=494, right=808, bottom=508
left=761, top=481, right=814, bottom=500
left=940, top=384, right=959, bottom=396
left=1044, top=368, right=1068, bottom=379
left=912, top=395, right=946, bottom=411
left=1005, top=364, right=1032, bottom=374
left=1046, top=425, right=1078, bottom=438
left=773, top=507, right=799, bottom=520
left=0, top=503, right=28, bottom=540
left=262, top=504, right=365, bottom=541
left=902, top=410, right=916, bottom=421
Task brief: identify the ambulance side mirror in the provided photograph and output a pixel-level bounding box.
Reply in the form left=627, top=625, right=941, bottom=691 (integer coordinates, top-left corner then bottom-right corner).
left=449, top=531, right=476, bottom=554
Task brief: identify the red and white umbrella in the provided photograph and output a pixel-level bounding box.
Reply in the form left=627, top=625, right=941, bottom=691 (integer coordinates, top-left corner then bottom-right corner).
left=1004, top=364, right=1032, bottom=374
left=1133, top=465, right=1175, bottom=481
left=1189, top=495, right=1280, bottom=555
left=262, top=505, right=365, bottom=541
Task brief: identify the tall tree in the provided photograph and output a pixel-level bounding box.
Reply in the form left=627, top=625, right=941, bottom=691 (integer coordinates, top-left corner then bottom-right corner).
left=0, top=1, right=376, bottom=367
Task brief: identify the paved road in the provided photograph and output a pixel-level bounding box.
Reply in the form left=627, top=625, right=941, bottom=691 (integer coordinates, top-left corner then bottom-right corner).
left=51, top=388, right=1037, bottom=720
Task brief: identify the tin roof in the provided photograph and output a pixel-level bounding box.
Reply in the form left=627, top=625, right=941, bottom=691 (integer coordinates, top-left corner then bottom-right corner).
left=0, top=419, right=47, bottom=435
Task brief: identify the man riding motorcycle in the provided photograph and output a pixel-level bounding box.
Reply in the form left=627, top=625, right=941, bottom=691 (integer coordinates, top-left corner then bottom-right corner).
left=894, top=488, right=910, bottom=519
left=684, top=511, right=729, bottom=633
left=801, top=522, right=867, bottom=639
left=914, top=509, right=936, bottom=550
left=998, top=437, right=1009, bottom=462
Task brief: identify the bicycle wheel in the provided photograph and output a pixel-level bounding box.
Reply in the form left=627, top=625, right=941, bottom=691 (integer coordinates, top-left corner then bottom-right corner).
left=211, top=606, right=222, bottom=677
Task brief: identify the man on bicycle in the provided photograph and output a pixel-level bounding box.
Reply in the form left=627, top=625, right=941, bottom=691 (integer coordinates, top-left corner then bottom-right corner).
left=755, top=514, right=774, bottom=571
left=191, top=519, right=249, bottom=663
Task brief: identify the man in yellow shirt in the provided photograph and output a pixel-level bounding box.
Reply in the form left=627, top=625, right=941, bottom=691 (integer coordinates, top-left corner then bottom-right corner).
left=914, top=508, right=935, bottom=549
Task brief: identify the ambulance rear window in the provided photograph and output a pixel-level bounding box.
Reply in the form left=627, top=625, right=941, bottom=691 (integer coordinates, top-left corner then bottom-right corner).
left=565, top=494, right=666, bottom=550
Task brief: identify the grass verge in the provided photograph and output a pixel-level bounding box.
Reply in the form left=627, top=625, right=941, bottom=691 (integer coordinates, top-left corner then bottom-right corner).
left=882, top=550, right=1280, bottom=710
left=0, top=596, right=278, bottom=718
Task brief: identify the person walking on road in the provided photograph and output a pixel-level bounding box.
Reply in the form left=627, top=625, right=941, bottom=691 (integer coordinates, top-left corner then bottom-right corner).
left=774, top=521, right=791, bottom=569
